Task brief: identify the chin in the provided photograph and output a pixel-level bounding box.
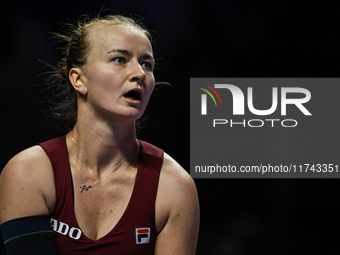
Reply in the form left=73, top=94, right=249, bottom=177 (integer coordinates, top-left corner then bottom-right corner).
left=122, top=110, right=145, bottom=123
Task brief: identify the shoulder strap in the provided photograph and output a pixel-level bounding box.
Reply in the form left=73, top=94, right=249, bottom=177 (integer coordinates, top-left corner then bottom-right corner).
left=39, top=136, right=73, bottom=216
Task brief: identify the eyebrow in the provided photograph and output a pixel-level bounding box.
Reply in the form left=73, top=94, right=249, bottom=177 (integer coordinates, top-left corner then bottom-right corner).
left=107, top=49, right=154, bottom=61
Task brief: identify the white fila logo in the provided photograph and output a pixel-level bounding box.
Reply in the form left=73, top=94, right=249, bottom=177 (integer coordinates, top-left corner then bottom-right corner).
left=135, top=227, right=151, bottom=244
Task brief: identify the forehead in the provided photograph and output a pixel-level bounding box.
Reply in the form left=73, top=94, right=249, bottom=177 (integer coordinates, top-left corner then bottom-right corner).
left=86, top=23, right=152, bottom=55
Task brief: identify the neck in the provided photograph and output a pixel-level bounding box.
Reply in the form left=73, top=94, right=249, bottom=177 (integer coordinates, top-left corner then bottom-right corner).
left=69, top=119, right=138, bottom=177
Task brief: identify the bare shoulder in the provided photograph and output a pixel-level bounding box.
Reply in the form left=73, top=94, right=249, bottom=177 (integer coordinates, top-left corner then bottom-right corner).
left=158, top=153, right=198, bottom=208
left=0, top=145, right=55, bottom=224
left=1, top=146, right=53, bottom=188
left=161, top=152, right=195, bottom=188
left=155, top=152, right=199, bottom=255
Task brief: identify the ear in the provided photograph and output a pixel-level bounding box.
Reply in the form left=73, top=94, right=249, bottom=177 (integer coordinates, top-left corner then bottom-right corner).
left=69, top=67, right=87, bottom=95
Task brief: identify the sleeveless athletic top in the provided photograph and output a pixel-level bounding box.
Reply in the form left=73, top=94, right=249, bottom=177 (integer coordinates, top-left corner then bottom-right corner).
left=39, top=136, right=163, bottom=254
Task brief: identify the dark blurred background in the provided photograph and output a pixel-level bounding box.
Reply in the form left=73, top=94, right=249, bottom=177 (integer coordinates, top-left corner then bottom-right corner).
left=1, top=1, right=340, bottom=254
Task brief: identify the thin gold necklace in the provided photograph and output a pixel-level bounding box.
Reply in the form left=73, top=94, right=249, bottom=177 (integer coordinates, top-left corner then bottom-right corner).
left=71, top=131, right=137, bottom=192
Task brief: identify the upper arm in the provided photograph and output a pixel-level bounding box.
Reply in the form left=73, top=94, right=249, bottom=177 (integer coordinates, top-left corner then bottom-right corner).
left=155, top=154, right=199, bottom=255
left=0, top=146, right=55, bottom=224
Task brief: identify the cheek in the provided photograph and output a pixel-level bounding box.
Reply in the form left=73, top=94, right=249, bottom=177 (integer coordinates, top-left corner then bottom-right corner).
left=86, top=69, right=121, bottom=94
left=144, top=82, right=155, bottom=101
left=146, top=74, right=155, bottom=93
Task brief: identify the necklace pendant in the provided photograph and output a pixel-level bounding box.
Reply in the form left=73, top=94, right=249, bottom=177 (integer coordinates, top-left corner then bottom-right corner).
left=80, top=184, right=91, bottom=192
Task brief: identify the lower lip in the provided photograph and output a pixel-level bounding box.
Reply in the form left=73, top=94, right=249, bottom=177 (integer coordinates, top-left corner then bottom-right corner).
left=123, top=96, right=142, bottom=105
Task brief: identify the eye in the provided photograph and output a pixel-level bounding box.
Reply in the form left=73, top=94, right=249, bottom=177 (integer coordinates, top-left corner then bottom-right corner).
left=141, top=62, right=153, bottom=71
left=112, top=57, right=126, bottom=64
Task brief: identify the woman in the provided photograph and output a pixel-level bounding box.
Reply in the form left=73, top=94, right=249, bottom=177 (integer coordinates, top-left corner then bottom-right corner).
left=0, top=14, right=199, bottom=254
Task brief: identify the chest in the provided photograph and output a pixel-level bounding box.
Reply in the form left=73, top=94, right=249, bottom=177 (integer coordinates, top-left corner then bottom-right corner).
left=72, top=169, right=136, bottom=241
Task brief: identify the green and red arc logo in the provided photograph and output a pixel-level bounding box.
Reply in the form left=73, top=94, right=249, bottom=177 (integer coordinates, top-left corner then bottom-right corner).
left=197, top=82, right=222, bottom=107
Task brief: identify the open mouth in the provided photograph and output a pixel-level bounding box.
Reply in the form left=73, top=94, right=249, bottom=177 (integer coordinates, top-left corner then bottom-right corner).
left=124, top=90, right=141, bottom=101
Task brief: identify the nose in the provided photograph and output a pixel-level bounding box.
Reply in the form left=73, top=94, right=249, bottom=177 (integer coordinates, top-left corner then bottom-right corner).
left=129, top=61, right=146, bottom=84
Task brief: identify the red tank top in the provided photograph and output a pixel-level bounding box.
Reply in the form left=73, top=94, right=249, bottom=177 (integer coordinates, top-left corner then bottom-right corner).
left=39, top=136, right=163, bottom=254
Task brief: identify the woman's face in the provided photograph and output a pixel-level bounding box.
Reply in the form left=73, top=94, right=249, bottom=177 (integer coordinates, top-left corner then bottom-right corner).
left=80, top=23, right=155, bottom=124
